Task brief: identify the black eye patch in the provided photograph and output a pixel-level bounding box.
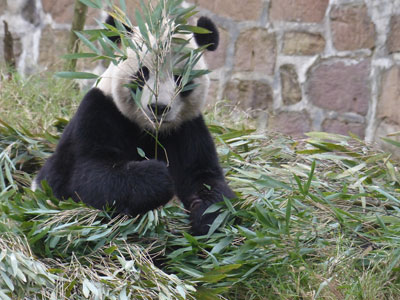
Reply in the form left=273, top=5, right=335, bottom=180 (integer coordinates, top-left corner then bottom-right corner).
left=174, top=75, right=195, bottom=98
left=130, top=66, right=150, bottom=91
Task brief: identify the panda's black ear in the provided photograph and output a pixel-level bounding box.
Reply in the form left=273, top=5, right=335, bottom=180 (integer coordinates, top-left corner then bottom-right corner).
left=105, top=15, right=132, bottom=43
left=194, top=17, right=219, bottom=51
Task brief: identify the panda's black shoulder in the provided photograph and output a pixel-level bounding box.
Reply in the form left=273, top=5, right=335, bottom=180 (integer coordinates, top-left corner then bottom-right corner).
left=73, top=88, right=128, bottom=126
left=68, top=88, right=140, bottom=149
left=75, top=88, right=117, bottom=119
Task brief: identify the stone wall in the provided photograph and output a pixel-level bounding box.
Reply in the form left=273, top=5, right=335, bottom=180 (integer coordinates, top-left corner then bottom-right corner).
left=1, top=0, right=400, bottom=151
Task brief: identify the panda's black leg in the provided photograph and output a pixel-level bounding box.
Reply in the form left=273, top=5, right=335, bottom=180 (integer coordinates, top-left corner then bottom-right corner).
left=184, top=182, right=235, bottom=236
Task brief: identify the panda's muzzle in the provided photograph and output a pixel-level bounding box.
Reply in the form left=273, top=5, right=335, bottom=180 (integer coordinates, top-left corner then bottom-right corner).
left=148, top=103, right=171, bottom=118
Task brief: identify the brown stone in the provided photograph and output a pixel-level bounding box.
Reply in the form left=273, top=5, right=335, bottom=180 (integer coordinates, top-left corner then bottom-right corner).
left=39, top=25, right=70, bottom=69
left=322, top=118, right=365, bottom=138
left=42, top=0, right=100, bottom=25
left=187, top=0, right=264, bottom=21
left=282, top=31, right=325, bottom=56
left=205, top=79, right=220, bottom=108
left=204, top=27, right=229, bottom=70
left=234, top=28, right=276, bottom=75
left=375, top=121, right=400, bottom=158
left=280, top=64, right=302, bottom=105
left=388, top=15, right=400, bottom=53
left=0, top=0, right=7, bottom=14
left=270, top=0, right=329, bottom=23
left=330, top=5, right=376, bottom=51
left=377, top=66, right=400, bottom=124
left=223, top=79, right=273, bottom=111
left=308, top=59, right=370, bottom=116
left=269, top=111, right=312, bottom=137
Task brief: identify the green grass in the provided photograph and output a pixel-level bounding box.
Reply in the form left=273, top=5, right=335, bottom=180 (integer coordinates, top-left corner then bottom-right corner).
left=0, top=69, right=82, bottom=133
left=1, top=71, right=400, bottom=299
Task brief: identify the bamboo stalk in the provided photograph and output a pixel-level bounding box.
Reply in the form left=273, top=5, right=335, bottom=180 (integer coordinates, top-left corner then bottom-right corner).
left=64, top=0, right=88, bottom=71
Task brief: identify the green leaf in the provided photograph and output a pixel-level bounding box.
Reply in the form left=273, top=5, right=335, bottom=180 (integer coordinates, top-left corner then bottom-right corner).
left=382, top=137, right=400, bottom=148
left=104, top=245, right=118, bottom=255
left=198, top=273, right=226, bottom=283
left=370, top=186, right=400, bottom=204
left=74, top=31, right=101, bottom=55
left=387, top=248, right=400, bottom=274
left=257, top=175, right=291, bottom=190
left=211, top=237, right=233, bottom=254
left=303, top=160, right=316, bottom=195
left=61, top=53, right=98, bottom=60
left=285, top=198, right=292, bottom=235
left=0, top=270, right=14, bottom=291
left=86, top=228, right=113, bottom=241
left=79, top=0, right=102, bottom=9
left=135, top=9, right=150, bottom=45
left=137, top=147, right=146, bottom=158
left=55, top=72, right=99, bottom=79
left=207, top=211, right=229, bottom=237
left=179, top=25, right=211, bottom=34
left=119, top=0, right=127, bottom=12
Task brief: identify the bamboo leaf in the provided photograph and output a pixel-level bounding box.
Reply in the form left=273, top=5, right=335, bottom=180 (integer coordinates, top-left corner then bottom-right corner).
left=74, top=31, right=101, bottom=55
left=0, top=270, right=14, bottom=291
left=61, top=53, right=98, bottom=59
left=55, top=72, right=99, bottom=79
left=179, top=25, right=211, bottom=34
left=79, top=0, right=102, bottom=9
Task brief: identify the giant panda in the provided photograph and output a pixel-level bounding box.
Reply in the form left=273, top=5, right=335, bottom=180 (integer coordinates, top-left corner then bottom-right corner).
left=33, top=15, right=235, bottom=235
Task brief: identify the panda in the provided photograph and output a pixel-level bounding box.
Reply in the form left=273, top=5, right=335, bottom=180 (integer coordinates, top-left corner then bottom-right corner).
left=32, top=15, right=235, bottom=235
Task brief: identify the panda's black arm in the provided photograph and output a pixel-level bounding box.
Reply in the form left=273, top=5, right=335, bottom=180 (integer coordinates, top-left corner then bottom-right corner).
left=167, top=115, right=235, bottom=235
left=67, top=156, right=174, bottom=215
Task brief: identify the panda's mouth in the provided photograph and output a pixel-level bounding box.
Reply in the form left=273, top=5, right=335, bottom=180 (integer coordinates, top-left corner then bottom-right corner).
left=148, top=115, right=172, bottom=124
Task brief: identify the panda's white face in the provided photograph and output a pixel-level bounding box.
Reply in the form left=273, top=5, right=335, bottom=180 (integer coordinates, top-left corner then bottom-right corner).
left=97, top=29, right=211, bottom=133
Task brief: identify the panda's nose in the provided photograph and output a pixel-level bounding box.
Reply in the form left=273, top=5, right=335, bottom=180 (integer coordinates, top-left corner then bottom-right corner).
left=148, top=103, right=171, bottom=117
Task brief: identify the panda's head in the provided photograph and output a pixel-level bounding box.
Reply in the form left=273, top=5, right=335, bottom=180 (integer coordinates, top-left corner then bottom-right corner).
left=97, top=15, right=219, bottom=132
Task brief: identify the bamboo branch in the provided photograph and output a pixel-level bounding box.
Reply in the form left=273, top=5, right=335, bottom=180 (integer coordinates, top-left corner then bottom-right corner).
left=64, top=0, right=88, bottom=71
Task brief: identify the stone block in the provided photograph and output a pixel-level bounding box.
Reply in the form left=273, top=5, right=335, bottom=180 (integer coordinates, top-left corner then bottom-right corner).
left=270, top=0, right=329, bottom=23
left=234, top=28, right=276, bottom=75
left=268, top=111, right=312, bottom=137
left=39, top=25, right=70, bottom=69
left=187, top=0, right=264, bottom=21
left=5, top=0, right=27, bottom=14
left=375, top=121, right=400, bottom=158
left=388, top=15, right=400, bottom=53
left=280, top=64, right=302, bottom=105
left=42, top=0, right=101, bottom=25
left=223, top=79, right=273, bottom=111
left=0, top=0, right=6, bottom=14
left=308, top=59, right=370, bottom=116
left=282, top=31, right=325, bottom=56
left=330, top=5, right=375, bottom=51
left=204, top=26, right=229, bottom=70
left=205, top=79, right=220, bottom=109
left=377, top=66, right=400, bottom=124
left=322, top=118, right=365, bottom=138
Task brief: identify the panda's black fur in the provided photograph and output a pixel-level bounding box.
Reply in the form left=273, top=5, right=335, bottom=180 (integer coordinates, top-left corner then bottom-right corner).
left=34, top=16, right=234, bottom=235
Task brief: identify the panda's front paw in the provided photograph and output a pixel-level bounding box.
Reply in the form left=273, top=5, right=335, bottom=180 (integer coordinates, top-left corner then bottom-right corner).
left=189, top=198, right=219, bottom=236
left=127, top=159, right=174, bottom=206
